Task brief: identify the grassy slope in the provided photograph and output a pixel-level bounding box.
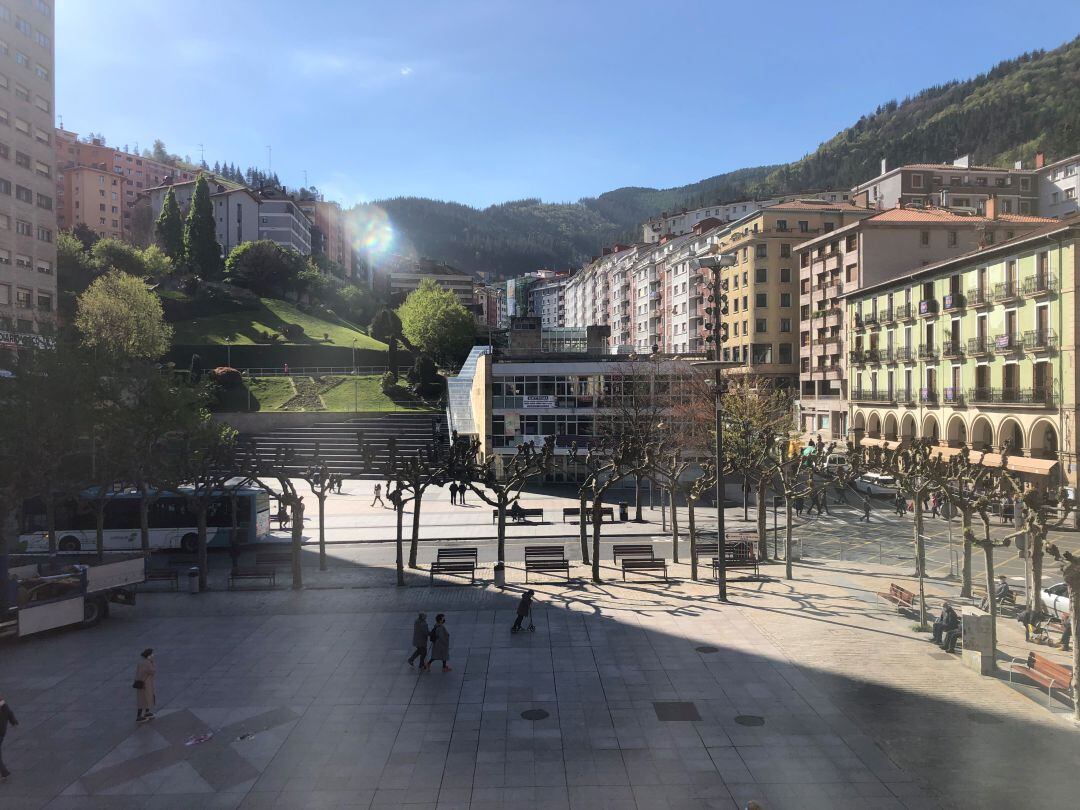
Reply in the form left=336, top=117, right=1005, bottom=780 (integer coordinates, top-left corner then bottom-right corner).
left=170, top=297, right=386, bottom=350
left=213, top=375, right=436, bottom=413
left=319, top=375, right=436, bottom=412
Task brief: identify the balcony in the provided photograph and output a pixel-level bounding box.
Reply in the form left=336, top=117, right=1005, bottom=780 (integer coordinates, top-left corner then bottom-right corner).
left=993, top=333, right=1023, bottom=354
left=919, top=299, right=938, bottom=317
left=894, top=303, right=914, bottom=320
left=943, top=387, right=965, bottom=406
left=966, top=288, right=991, bottom=308
left=853, top=314, right=866, bottom=331
left=851, top=388, right=892, bottom=403
left=941, top=339, right=964, bottom=358
left=967, top=336, right=991, bottom=356
left=865, top=348, right=883, bottom=364
left=849, top=349, right=865, bottom=365
left=894, top=346, right=914, bottom=363
left=863, top=312, right=879, bottom=328
left=1022, top=273, right=1058, bottom=297
left=878, top=307, right=894, bottom=323
left=895, top=387, right=915, bottom=404
left=942, top=292, right=965, bottom=312
left=920, top=387, right=938, bottom=404
left=1023, top=329, right=1057, bottom=352
left=992, top=280, right=1019, bottom=303
left=917, top=343, right=937, bottom=360
left=967, top=388, right=1055, bottom=407
left=824, top=308, right=842, bottom=327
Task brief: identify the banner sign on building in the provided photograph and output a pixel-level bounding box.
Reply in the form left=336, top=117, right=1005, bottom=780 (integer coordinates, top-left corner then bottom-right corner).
left=522, top=395, right=555, bottom=408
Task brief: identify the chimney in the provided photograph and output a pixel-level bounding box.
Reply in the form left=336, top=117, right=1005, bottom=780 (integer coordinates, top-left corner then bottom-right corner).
left=880, top=157, right=887, bottom=175
left=897, top=198, right=904, bottom=210
left=1035, top=151, right=1045, bottom=169
left=985, top=195, right=998, bottom=221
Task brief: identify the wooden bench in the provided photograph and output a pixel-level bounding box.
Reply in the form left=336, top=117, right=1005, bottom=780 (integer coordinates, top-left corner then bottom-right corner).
left=430, top=547, right=478, bottom=585
left=612, top=544, right=655, bottom=563
left=493, top=508, right=545, bottom=524
left=144, top=568, right=179, bottom=591
left=524, top=545, right=571, bottom=582
left=622, top=557, right=668, bottom=581
left=693, top=542, right=719, bottom=560
left=562, top=507, right=614, bottom=524
left=255, top=551, right=292, bottom=567
left=877, top=582, right=918, bottom=613
left=1009, top=652, right=1073, bottom=707
left=228, top=566, right=276, bottom=589
left=712, top=541, right=760, bottom=578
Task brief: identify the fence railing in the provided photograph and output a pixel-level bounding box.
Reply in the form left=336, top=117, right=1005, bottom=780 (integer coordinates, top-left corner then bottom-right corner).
left=236, top=366, right=393, bottom=377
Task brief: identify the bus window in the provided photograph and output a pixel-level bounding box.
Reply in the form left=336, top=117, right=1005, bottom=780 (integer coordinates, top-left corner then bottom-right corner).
left=150, top=497, right=193, bottom=529
left=103, top=498, right=140, bottom=530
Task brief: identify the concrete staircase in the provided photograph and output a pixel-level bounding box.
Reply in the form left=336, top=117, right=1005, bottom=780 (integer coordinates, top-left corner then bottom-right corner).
left=245, top=413, right=447, bottom=478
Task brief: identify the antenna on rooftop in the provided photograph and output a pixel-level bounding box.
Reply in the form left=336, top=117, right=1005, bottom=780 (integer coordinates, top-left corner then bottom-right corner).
left=198, top=143, right=205, bottom=163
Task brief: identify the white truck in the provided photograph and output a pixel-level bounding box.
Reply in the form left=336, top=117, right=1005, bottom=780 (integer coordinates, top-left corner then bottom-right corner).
left=1, top=553, right=145, bottom=639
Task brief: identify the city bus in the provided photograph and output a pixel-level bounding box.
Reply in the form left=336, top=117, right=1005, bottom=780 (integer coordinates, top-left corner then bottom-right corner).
left=17, top=487, right=271, bottom=554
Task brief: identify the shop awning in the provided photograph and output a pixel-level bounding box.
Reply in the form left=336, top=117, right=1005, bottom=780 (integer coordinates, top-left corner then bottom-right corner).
left=973, top=452, right=1060, bottom=477
left=859, top=438, right=903, bottom=451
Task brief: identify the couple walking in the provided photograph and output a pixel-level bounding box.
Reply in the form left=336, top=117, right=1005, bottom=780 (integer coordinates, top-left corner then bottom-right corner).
left=408, top=613, right=452, bottom=672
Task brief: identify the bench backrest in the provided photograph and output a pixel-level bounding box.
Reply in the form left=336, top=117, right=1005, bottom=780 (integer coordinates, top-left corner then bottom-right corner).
left=727, top=543, right=757, bottom=562
left=613, top=545, right=652, bottom=553
left=525, top=546, right=565, bottom=557
left=1029, top=652, right=1072, bottom=682
left=623, top=557, right=664, bottom=566
left=437, top=548, right=478, bottom=559
left=890, top=583, right=915, bottom=602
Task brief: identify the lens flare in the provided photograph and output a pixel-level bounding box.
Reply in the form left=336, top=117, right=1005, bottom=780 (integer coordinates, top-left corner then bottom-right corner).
left=348, top=204, right=395, bottom=259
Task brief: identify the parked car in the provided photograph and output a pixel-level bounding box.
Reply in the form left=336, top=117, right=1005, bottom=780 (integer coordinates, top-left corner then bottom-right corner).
left=854, top=472, right=898, bottom=496
left=824, top=453, right=851, bottom=474
left=1041, top=582, right=1071, bottom=621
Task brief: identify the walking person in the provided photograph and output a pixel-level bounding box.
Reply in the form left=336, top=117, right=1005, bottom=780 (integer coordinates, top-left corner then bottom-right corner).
left=894, top=492, right=905, bottom=516
left=134, top=648, right=156, bottom=724
left=426, top=614, right=452, bottom=672
left=861, top=497, right=872, bottom=522
left=930, top=493, right=940, bottom=519
left=457, top=482, right=468, bottom=505
left=794, top=495, right=804, bottom=517
left=512, top=590, right=535, bottom=632
left=0, top=696, right=17, bottom=782
left=449, top=482, right=459, bottom=505
left=371, top=483, right=385, bottom=508
left=335, top=475, right=344, bottom=494
left=407, top=613, right=430, bottom=670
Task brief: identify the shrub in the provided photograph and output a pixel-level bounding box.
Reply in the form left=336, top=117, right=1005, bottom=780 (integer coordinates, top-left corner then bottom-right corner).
left=381, top=371, right=398, bottom=396
left=210, top=366, right=243, bottom=388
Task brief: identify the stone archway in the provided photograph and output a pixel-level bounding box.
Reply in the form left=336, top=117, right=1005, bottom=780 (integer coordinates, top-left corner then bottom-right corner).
left=900, top=413, right=917, bottom=442
left=998, top=418, right=1025, bottom=455
left=946, top=415, right=967, bottom=448
left=852, top=411, right=866, bottom=441
left=882, top=413, right=899, bottom=441
left=1029, top=419, right=1059, bottom=460
left=970, top=416, right=994, bottom=452
left=922, top=414, right=940, bottom=444
left=867, top=412, right=881, bottom=439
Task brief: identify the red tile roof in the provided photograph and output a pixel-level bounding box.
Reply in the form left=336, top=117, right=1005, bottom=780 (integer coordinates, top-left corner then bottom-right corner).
left=868, top=208, right=1054, bottom=225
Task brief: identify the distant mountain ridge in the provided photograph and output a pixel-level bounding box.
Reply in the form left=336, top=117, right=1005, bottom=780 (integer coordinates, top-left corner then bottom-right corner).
left=370, top=35, right=1080, bottom=280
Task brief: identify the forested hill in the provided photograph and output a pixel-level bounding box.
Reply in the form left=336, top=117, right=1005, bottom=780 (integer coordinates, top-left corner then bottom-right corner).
left=370, top=35, right=1080, bottom=280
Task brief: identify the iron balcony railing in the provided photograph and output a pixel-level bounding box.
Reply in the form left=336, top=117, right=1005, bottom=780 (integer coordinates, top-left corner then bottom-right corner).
left=919, top=299, right=938, bottom=316
left=895, top=387, right=915, bottom=403
left=968, top=388, right=1055, bottom=406
left=1023, top=329, right=1057, bottom=351
left=865, top=348, right=884, bottom=363
left=920, top=387, right=938, bottom=404
left=917, top=343, right=937, bottom=360
left=893, top=303, right=914, bottom=320
left=994, top=333, right=1023, bottom=353
left=894, top=346, right=914, bottom=362
left=943, top=387, right=965, bottom=406
left=851, top=388, right=891, bottom=402
left=1022, top=273, right=1057, bottom=297
left=993, top=280, right=1019, bottom=302
left=941, top=339, right=964, bottom=357
left=863, top=312, right=879, bottom=326
left=966, top=288, right=990, bottom=307
left=967, top=336, right=991, bottom=355
left=849, top=349, right=865, bottom=364
left=942, top=292, right=965, bottom=311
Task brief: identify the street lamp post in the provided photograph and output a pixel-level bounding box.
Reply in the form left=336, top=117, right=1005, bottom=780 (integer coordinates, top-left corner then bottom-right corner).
left=352, top=339, right=358, bottom=413
left=225, top=336, right=232, bottom=369
left=691, top=251, right=738, bottom=601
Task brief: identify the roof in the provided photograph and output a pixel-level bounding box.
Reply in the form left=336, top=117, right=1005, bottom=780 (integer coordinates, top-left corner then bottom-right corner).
left=761, top=198, right=873, bottom=213
left=893, top=163, right=1033, bottom=173
left=866, top=208, right=1054, bottom=225
left=844, top=214, right=1080, bottom=299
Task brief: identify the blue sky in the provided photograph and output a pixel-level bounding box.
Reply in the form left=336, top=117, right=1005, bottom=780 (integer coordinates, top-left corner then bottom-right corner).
left=57, top=1, right=1080, bottom=209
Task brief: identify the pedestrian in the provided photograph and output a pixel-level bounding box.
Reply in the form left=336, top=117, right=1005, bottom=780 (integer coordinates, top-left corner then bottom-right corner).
left=930, top=493, right=940, bottom=519
left=820, top=489, right=830, bottom=516
left=861, top=497, right=871, bottom=522
left=371, top=483, right=384, bottom=508
left=449, top=482, right=459, bottom=505
left=283, top=363, right=289, bottom=375
left=1059, top=616, right=1072, bottom=651
left=0, top=695, right=17, bottom=782
left=894, top=492, right=905, bottom=516
left=457, top=482, right=468, bottom=505
left=512, top=590, right=535, bottom=632
left=794, top=495, right=804, bottom=517
left=427, top=614, right=452, bottom=672
left=335, top=475, right=344, bottom=494
left=408, top=613, right=429, bottom=670
left=134, top=648, right=156, bottom=724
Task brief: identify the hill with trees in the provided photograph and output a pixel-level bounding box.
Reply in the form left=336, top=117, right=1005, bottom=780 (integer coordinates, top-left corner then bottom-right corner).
left=372, top=35, right=1080, bottom=279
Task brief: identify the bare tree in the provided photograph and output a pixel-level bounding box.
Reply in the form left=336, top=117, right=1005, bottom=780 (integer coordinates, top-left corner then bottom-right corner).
left=298, top=459, right=335, bottom=571
left=648, top=443, right=692, bottom=564
left=179, top=421, right=240, bottom=590
left=1044, top=540, right=1080, bottom=720
left=932, top=446, right=997, bottom=599
left=570, top=437, right=638, bottom=583
left=683, top=459, right=716, bottom=581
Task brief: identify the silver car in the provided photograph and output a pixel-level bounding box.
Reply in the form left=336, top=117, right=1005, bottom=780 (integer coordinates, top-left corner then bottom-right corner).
left=1041, top=582, right=1071, bottom=621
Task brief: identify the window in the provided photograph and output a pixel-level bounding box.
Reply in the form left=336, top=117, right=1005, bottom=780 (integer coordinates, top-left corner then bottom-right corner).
left=12, top=184, right=28, bottom=203
left=755, top=267, right=767, bottom=283
left=33, top=159, right=47, bottom=177
left=0, top=74, right=6, bottom=91
left=0, top=283, right=7, bottom=303
left=1068, top=188, right=1077, bottom=201
left=36, top=225, right=50, bottom=242
left=36, top=292, right=50, bottom=311
left=34, top=30, right=48, bottom=49
left=911, top=174, right=924, bottom=188
left=798, top=220, right=809, bottom=232
left=755, top=293, right=767, bottom=308
left=13, top=83, right=27, bottom=101
left=776, top=219, right=788, bottom=231
left=33, top=63, right=48, bottom=82
left=779, top=343, right=792, bottom=364
left=0, top=249, right=8, bottom=265
left=14, top=50, right=28, bottom=68
left=823, top=222, right=835, bottom=232
left=948, top=230, right=958, bottom=247
left=780, top=318, right=792, bottom=332
left=845, top=234, right=857, bottom=252
left=32, top=126, right=47, bottom=144
left=14, top=16, right=30, bottom=36
left=32, top=94, right=47, bottom=112
left=35, top=191, right=49, bottom=209
left=16, top=287, right=30, bottom=308
left=780, top=293, right=792, bottom=307
left=780, top=268, right=791, bottom=283
left=920, top=230, right=930, bottom=246
left=36, top=259, right=50, bottom=274
left=1020, top=177, right=1031, bottom=191
left=14, top=218, right=30, bottom=235
left=0, top=178, right=11, bottom=194
left=755, top=243, right=767, bottom=259
left=0, top=41, right=7, bottom=58
left=14, top=149, right=28, bottom=168
left=755, top=318, right=767, bottom=333
left=13, top=116, right=27, bottom=134
left=0, top=5, right=8, bottom=23
left=0, top=213, right=7, bottom=229
left=34, top=1, right=51, bottom=19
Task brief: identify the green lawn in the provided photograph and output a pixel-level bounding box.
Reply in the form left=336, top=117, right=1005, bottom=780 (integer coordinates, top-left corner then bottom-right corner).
left=212, top=375, right=437, bottom=413
left=170, top=297, right=386, bottom=349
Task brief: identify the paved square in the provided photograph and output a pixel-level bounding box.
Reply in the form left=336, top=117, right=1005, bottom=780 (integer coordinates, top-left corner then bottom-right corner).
left=1, top=560, right=1078, bottom=810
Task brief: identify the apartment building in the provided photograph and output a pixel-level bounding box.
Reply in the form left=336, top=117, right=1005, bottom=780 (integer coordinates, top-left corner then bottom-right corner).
left=256, top=190, right=312, bottom=255
left=0, top=0, right=55, bottom=353
left=794, top=202, right=1054, bottom=441
left=376, top=255, right=474, bottom=305
left=852, top=156, right=1039, bottom=214
left=297, top=197, right=362, bottom=280
left=845, top=216, right=1080, bottom=485
left=528, top=275, right=568, bottom=328
left=1039, top=152, right=1080, bottom=218
left=55, top=129, right=195, bottom=241
left=143, top=178, right=259, bottom=257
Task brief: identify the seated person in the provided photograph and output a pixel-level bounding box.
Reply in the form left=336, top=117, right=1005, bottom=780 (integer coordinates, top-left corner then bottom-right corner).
left=509, top=501, right=526, bottom=523
left=980, top=576, right=1012, bottom=610
left=1018, top=606, right=1050, bottom=643
left=931, top=602, right=960, bottom=647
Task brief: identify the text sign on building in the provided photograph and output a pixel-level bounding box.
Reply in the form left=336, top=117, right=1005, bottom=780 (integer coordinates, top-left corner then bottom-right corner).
left=522, top=395, right=556, bottom=409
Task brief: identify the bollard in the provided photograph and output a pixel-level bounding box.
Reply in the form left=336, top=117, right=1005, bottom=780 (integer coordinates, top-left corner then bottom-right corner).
left=187, top=567, right=200, bottom=594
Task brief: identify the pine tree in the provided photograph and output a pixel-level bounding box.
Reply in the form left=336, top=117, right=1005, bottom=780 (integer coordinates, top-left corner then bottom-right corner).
left=154, top=187, right=185, bottom=263
left=184, top=175, right=223, bottom=280
left=213, top=160, right=221, bottom=175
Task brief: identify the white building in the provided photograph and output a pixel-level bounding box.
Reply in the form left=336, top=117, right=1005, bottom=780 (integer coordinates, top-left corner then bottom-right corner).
left=528, top=276, right=568, bottom=327
left=641, top=193, right=851, bottom=243
left=1039, top=152, right=1080, bottom=218
left=257, top=194, right=313, bottom=256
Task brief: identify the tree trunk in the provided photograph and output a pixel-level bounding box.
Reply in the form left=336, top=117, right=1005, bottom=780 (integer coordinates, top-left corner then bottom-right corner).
left=579, top=489, right=590, bottom=565
left=408, top=490, right=422, bottom=569
left=756, top=478, right=767, bottom=561
left=318, top=493, right=328, bottom=571
left=395, top=504, right=405, bottom=586
left=914, top=496, right=927, bottom=629
left=497, top=496, right=507, bottom=566
left=591, top=492, right=603, bottom=583
left=290, top=499, right=304, bottom=590
left=1031, top=528, right=1045, bottom=614
left=95, top=503, right=106, bottom=563
left=669, top=485, right=680, bottom=564
left=687, top=498, right=698, bottom=581
left=785, top=498, right=794, bottom=580
left=634, top=475, right=643, bottom=522
left=960, top=508, right=973, bottom=599
left=1069, top=587, right=1080, bottom=721
left=196, top=507, right=208, bottom=591
left=983, top=539, right=997, bottom=664
left=743, top=478, right=749, bottom=521
left=46, top=495, right=56, bottom=555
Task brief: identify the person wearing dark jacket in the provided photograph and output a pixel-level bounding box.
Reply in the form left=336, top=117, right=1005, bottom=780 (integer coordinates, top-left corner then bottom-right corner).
left=512, top=590, right=534, bottom=631
left=1, top=696, right=19, bottom=781
left=931, top=602, right=960, bottom=646
left=407, top=613, right=429, bottom=670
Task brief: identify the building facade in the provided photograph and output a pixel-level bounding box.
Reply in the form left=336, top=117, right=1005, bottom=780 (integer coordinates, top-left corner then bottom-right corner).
left=144, top=178, right=258, bottom=258
left=297, top=197, right=361, bottom=280
left=1039, top=152, right=1080, bottom=219
left=795, top=203, right=1054, bottom=441
left=0, top=0, right=55, bottom=356
left=256, top=192, right=312, bottom=255
left=528, top=276, right=568, bottom=328
left=845, top=218, right=1080, bottom=485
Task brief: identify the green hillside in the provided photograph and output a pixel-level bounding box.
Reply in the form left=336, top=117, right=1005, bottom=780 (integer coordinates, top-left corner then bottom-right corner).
left=371, top=36, right=1080, bottom=279
left=170, top=296, right=385, bottom=349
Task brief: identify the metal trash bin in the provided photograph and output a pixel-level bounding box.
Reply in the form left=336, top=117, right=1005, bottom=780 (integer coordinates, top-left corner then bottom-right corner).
left=619, top=502, right=629, bottom=522
left=187, top=567, right=200, bottom=594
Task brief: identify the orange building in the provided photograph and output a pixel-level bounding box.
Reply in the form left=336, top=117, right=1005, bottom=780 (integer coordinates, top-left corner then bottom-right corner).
left=60, top=164, right=126, bottom=241
left=298, top=197, right=361, bottom=280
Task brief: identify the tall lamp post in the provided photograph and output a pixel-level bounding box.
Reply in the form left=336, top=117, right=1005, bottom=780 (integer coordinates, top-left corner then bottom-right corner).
left=691, top=251, right=738, bottom=600
left=351, top=339, right=358, bottom=413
